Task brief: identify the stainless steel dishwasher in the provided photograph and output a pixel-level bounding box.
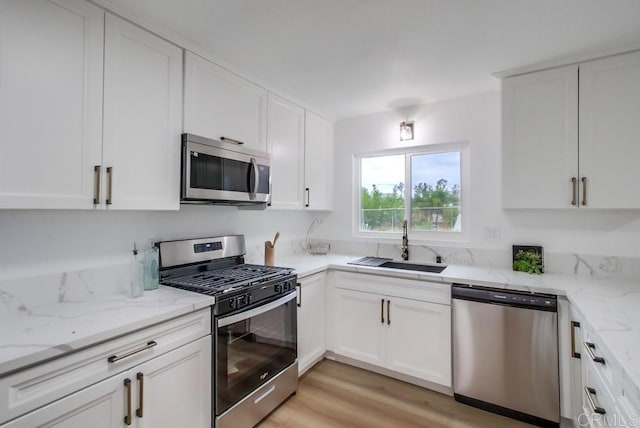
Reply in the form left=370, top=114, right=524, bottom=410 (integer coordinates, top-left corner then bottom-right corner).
left=452, top=283, right=560, bottom=428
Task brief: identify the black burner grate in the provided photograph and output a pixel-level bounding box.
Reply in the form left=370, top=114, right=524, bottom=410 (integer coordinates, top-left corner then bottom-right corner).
left=162, top=264, right=292, bottom=295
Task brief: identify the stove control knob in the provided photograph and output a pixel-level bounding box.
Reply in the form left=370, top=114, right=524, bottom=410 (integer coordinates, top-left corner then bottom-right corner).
left=238, top=294, right=247, bottom=307
left=229, top=298, right=237, bottom=309
left=275, top=284, right=282, bottom=294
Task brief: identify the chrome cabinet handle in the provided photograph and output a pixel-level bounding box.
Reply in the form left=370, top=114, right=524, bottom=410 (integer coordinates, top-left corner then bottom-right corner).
left=584, top=342, right=605, bottom=365
left=386, top=300, right=391, bottom=325
left=570, top=321, right=581, bottom=359
left=571, top=177, right=577, bottom=206
left=124, top=378, right=132, bottom=425
left=581, top=177, right=587, bottom=206
left=296, top=283, right=301, bottom=307
left=108, top=341, right=157, bottom=363
left=93, top=165, right=101, bottom=204
left=106, top=167, right=113, bottom=205
left=136, top=372, right=144, bottom=418
left=380, top=299, right=384, bottom=324
left=220, top=136, right=244, bottom=145
left=584, top=386, right=606, bottom=415
left=305, top=187, right=310, bottom=208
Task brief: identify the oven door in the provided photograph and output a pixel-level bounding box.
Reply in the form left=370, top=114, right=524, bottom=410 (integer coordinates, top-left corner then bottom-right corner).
left=183, top=139, right=270, bottom=203
left=215, top=291, right=297, bottom=416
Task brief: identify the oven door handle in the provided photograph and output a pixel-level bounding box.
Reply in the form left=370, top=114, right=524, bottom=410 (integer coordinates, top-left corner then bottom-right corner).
left=218, top=291, right=297, bottom=327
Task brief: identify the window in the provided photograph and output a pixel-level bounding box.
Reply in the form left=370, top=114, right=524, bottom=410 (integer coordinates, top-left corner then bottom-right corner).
left=356, top=143, right=467, bottom=240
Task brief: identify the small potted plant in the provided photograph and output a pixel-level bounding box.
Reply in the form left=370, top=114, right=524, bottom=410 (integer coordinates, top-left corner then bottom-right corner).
left=512, top=245, right=544, bottom=274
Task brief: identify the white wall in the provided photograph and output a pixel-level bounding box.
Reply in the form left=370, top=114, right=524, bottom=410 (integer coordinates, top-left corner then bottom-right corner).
left=0, top=205, right=315, bottom=278
left=318, top=91, right=640, bottom=258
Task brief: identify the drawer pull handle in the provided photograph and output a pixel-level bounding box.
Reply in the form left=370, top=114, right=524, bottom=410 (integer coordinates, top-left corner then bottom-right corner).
left=581, top=177, right=587, bottom=206
left=108, top=341, right=157, bottom=363
left=136, top=372, right=144, bottom=418
left=296, top=283, right=301, bottom=307
left=584, top=341, right=605, bottom=365
left=584, top=386, right=606, bottom=415
left=254, top=385, right=276, bottom=404
left=570, top=321, right=581, bottom=359
left=220, top=136, right=244, bottom=145
left=571, top=177, right=577, bottom=206
left=93, top=165, right=101, bottom=204
left=386, top=300, right=391, bottom=325
left=106, top=166, right=113, bottom=205
left=380, top=299, right=384, bottom=324
left=124, top=378, right=132, bottom=425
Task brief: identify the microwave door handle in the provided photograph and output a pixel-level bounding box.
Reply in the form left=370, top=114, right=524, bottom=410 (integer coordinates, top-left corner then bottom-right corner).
left=218, top=291, right=297, bottom=327
left=249, top=157, right=259, bottom=200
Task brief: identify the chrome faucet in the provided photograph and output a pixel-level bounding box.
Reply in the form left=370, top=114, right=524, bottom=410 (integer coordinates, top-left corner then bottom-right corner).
left=401, top=220, right=409, bottom=261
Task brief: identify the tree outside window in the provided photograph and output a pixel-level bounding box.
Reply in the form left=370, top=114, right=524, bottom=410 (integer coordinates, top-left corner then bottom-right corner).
left=359, top=150, right=461, bottom=233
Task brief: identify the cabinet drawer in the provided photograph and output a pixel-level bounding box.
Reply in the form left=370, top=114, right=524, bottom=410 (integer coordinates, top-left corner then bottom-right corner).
left=334, top=271, right=450, bottom=305
left=0, top=308, right=210, bottom=424
left=582, top=324, right=622, bottom=393
left=581, top=356, right=633, bottom=428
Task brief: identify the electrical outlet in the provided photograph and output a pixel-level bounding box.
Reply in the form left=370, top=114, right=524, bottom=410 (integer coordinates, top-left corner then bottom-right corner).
left=483, top=226, right=501, bottom=241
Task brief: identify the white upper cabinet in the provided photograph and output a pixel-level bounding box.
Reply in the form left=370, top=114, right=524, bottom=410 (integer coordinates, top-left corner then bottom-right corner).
left=304, top=111, right=334, bottom=210
left=502, top=65, right=578, bottom=209
left=267, top=94, right=305, bottom=209
left=184, top=51, right=268, bottom=152
left=579, top=51, right=640, bottom=209
left=102, top=14, right=182, bottom=210
left=502, top=50, right=640, bottom=209
left=0, top=0, right=104, bottom=209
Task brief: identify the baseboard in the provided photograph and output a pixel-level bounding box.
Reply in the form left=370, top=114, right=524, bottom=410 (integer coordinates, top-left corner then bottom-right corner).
left=324, top=351, right=453, bottom=396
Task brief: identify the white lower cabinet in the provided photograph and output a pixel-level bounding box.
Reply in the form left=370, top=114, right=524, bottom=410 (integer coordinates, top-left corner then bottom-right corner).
left=1, top=374, right=125, bottom=428
left=127, top=336, right=211, bottom=428
left=332, top=272, right=451, bottom=387
left=296, top=272, right=327, bottom=375
left=386, top=298, right=451, bottom=385
left=334, top=288, right=386, bottom=367
left=0, top=310, right=211, bottom=427
left=1, top=336, right=210, bottom=428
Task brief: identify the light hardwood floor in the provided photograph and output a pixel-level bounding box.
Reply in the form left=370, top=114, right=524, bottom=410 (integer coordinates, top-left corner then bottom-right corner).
left=259, top=360, right=532, bottom=428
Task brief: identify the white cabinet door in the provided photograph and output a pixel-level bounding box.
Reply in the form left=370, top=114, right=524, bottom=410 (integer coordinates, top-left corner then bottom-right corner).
left=569, top=305, right=584, bottom=425
left=333, top=288, right=385, bottom=367
left=184, top=52, right=267, bottom=152
left=267, top=94, right=305, bottom=210
left=502, top=65, right=579, bottom=209
left=386, top=297, right=451, bottom=386
left=102, top=14, right=182, bottom=210
left=133, top=336, right=211, bottom=428
left=297, top=273, right=326, bottom=375
left=579, top=51, right=640, bottom=209
left=1, top=374, right=125, bottom=428
left=0, top=0, right=104, bottom=209
left=304, top=111, right=333, bottom=211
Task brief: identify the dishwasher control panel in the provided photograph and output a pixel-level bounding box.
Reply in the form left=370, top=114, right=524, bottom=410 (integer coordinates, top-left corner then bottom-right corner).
left=452, top=283, right=557, bottom=312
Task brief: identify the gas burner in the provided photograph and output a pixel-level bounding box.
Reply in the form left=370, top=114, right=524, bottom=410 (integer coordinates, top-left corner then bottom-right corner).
left=161, top=264, right=293, bottom=296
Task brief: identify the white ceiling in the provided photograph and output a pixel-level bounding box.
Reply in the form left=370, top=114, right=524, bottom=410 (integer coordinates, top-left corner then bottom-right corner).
left=106, top=0, right=640, bottom=119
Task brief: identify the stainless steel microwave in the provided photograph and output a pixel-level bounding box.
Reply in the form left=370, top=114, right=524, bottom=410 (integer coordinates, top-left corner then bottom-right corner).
left=181, top=134, right=271, bottom=205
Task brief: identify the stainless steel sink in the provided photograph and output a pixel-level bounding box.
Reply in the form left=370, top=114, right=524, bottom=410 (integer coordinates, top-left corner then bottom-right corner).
left=347, top=257, right=447, bottom=273
left=379, top=261, right=447, bottom=273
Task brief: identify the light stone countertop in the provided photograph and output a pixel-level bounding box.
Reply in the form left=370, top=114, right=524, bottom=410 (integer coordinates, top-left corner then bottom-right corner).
left=2, top=253, right=639, bottom=410
left=0, top=266, right=214, bottom=376
left=278, top=253, right=640, bottom=408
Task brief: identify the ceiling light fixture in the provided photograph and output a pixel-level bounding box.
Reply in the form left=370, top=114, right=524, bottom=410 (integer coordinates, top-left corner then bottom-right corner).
left=400, top=121, right=414, bottom=141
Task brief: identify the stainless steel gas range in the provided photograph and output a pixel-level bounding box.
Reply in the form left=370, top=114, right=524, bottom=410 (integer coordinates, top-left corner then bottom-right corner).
left=157, top=235, right=298, bottom=428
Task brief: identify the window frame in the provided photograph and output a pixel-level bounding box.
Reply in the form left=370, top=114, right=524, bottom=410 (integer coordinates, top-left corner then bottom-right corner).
left=353, top=141, right=470, bottom=243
